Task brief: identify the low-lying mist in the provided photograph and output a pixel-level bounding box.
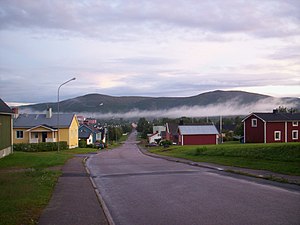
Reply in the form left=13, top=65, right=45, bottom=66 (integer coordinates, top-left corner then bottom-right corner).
left=21, top=97, right=297, bottom=119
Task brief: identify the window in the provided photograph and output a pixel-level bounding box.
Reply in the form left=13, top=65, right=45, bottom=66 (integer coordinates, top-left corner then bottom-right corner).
left=251, top=118, right=257, bottom=127
left=292, top=121, right=298, bottom=126
left=292, top=130, right=298, bottom=140
left=274, top=131, right=281, bottom=141
left=16, top=130, right=23, bottom=139
left=33, top=133, right=38, bottom=138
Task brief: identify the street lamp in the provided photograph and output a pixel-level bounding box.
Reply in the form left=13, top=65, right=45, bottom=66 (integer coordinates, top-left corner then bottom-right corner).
left=57, top=77, right=76, bottom=151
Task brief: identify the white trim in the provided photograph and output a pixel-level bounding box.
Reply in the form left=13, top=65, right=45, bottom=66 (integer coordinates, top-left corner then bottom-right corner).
left=251, top=118, right=257, bottom=127
left=264, top=122, right=266, bottom=143
left=285, top=122, right=287, bottom=143
left=274, top=131, right=281, bottom=141
left=243, top=121, right=246, bottom=143
left=292, top=121, right=298, bottom=126
left=292, top=130, right=298, bottom=140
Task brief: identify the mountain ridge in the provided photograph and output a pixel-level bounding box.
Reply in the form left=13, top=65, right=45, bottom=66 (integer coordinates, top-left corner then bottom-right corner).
left=20, top=90, right=300, bottom=114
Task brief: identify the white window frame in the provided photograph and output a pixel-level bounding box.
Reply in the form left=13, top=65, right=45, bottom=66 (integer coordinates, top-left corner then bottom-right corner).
left=274, top=131, right=281, bottom=141
left=292, top=130, right=298, bottom=140
left=292, top=121, right=298, bottom=126
left=251, top=118, right=257, bottom=127
left=16, top=130, right=24, bottom=139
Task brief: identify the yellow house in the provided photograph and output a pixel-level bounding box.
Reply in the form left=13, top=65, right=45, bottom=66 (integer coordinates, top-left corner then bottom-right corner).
left=13, top=108, right=79, bottom=148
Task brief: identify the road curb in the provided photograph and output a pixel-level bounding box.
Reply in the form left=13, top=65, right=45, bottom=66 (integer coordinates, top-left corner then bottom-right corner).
left=137, top=145, right=224, bottom=171
left=137, top=145, right=300, bottom=186
left=83, top=156, right=116, bottom=225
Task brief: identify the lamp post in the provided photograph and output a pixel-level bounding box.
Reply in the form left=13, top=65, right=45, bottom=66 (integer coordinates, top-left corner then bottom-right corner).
left=57, top=77, right=76, bottom=151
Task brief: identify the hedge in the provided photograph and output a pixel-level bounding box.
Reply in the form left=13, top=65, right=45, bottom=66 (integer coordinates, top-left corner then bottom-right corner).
left=13, top=142, right=68, bottom=152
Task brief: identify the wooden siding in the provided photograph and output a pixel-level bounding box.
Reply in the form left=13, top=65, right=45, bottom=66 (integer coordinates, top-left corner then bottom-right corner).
left=244, top=115, right=264, bottom=143
left=179, top=134, right=217, bottom=145
left=287, top=122, right=300, bottom=142
left=0, top=114, right=12, bottom=150
left=266, top=122, right=285, bottom=143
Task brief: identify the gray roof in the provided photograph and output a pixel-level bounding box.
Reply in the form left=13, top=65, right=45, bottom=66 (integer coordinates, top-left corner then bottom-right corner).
left=79, top=131, right=92, bottom=139
left=13, top=113, right=75, bottom=128
left=178, top=125, right=219, bottom=135
left=0, top=98, right=13, bottom=114
left=243, top=112, right=300, bottom=122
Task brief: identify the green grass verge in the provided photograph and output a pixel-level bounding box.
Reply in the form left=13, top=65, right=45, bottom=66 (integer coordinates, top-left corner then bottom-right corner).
left=0, top=148, right=99, bottom=225
left=149, top=142, right=300, bottom=175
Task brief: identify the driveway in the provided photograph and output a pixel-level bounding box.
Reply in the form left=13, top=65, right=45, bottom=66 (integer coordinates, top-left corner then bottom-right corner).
left=87, top=132, right=300, bottom=225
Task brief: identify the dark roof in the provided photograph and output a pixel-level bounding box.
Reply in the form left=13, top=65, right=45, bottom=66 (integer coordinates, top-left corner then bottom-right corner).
left=0, top=98, right=13, bottom=114
left=166, top=123, right=178, bottom=135
left=79, top=124, right=100, bottom=134
left=79, top=130, right=92, bottom=139
left=244, top=112, right=300, bottom=122
left=14, top=113, right=76, bottom=128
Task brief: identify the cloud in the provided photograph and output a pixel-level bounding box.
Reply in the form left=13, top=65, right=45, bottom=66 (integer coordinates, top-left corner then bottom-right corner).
left=0, top=0, right=299, bottom=39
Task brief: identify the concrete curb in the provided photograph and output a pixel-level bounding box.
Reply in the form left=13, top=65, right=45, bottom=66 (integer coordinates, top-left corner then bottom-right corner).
left=83, top=156, right=116, bottom=225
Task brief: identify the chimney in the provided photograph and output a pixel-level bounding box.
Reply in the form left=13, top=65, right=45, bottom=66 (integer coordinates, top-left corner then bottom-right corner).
left=273, top=109, right=279, bottom=114
left=46, top=107, right=52, bottom=118
left=12, top=107, right=19, bottom=118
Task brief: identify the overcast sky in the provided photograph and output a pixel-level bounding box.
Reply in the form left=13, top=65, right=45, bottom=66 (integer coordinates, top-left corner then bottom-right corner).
left=0, top=0, right=299, bottom=104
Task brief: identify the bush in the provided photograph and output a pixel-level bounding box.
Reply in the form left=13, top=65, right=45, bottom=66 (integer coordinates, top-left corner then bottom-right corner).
left=79, top=139, right=87, bottom=148
left=13, top=142, right=68, bottom=152
left=160, top=140, right=173, bottom=147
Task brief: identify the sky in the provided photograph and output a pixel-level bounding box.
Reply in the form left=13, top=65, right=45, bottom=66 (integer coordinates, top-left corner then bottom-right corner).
left=0, top=0, right=300, bottom=105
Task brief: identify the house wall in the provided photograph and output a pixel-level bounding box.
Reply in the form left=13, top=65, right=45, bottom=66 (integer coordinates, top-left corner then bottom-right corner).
left=0, top=114, right=12, bottom=150
left=244, top=115, right=264, bottom=143
left=266, top=122, right=285, bottom=143
left=68, top=116, right=79, bottom=148
left=179, top=134, right=217, bottom=145
left=0, top=114, right=12, bottom=158
left=287, top=122, right=300, bottom=142
left=13, top=128, right=29, bottom=144
left=148, top=133, right=161, bottom=143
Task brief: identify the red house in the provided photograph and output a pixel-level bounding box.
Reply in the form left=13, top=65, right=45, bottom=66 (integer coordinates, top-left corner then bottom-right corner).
left=178, top=125, right=219, bottom=146
left=166, top=123, right=179, bottom=144
left=242, top=111, right=300, bottom=143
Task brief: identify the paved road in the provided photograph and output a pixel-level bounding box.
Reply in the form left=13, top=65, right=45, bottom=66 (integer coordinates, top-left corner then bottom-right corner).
left=87, top=132, right=300, bottom=225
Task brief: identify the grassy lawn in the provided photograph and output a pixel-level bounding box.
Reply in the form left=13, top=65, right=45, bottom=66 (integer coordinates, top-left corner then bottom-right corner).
left=149, top=142, right=300, bottom=176
left=0, top=148, right=99, bottom=225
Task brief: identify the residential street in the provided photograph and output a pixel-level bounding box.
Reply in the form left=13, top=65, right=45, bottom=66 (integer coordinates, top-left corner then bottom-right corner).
left=87, top=132, right=300, bottom=225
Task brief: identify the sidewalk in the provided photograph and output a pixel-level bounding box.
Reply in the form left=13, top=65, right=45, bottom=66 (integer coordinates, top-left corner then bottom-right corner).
left=138, top=146, right=300, bottom=185
left=38, top=155, right=108, bottom=225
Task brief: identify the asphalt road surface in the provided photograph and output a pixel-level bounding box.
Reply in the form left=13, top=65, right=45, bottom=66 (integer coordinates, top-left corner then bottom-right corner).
left=87, top=132, right=300, bottom=225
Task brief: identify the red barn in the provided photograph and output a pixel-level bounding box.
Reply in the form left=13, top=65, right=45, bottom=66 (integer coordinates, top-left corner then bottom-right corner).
left=242, top=111, right=300, bottom=143
left=178, top=125, right=219, bottom=146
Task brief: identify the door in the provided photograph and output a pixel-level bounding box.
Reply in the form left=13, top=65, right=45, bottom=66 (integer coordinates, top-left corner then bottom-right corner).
left=42, top=132, right=47, bottom=142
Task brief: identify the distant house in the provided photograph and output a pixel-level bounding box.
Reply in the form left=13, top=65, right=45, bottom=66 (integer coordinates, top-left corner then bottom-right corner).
left=79, top=124, right=102, bottom=144
left=178, top=125, right=219, bottom=145
left=0, top=99, right=13, bottom=158
left=13, top=108, right=79, bottom=148
left=79, top=130, right=93, bottom=145
left=166, top=123, right=179, bottom=144
left=77, top=115, right=85, bottom=125
left=148, top=132, right=161, bottom=144
left=153, top=126, right=166, bottom=134
left=242, top=111, right=300, bottom=143
left=84, top=117, right=97, bottom=125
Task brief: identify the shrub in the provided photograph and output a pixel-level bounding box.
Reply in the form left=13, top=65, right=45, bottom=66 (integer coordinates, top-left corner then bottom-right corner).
left=13, top=142, right=68, bottom=152
left=79, top=139, right=87, bottom=148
